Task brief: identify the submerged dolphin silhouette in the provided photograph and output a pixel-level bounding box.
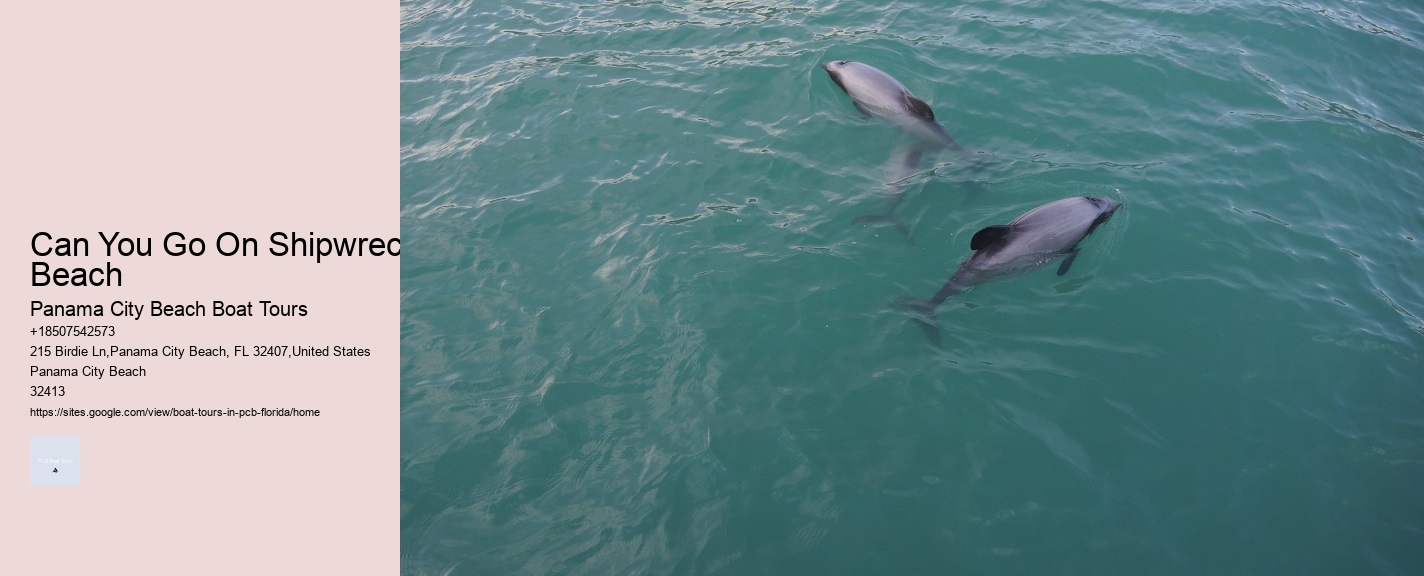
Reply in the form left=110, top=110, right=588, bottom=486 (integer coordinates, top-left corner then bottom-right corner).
left=851, top=142, right=929, bottom=242
left=899, top=196, right=1122, bottom=345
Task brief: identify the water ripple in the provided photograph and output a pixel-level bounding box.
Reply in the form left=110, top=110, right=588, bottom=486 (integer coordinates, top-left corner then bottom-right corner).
left=403, top=0, right=1424, bottom=573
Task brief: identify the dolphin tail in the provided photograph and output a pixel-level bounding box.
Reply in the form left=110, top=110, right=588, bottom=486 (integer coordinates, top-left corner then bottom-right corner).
left=852, top=214, right=913, bottom=244
left=896, top=297, right=942, bottom=346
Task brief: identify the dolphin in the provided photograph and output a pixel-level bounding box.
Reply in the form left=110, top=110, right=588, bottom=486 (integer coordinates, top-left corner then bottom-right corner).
left=823, top=60, right=981, bottom=239
left=898, top=196, right=1122, bottom=345
left=821, top=60, right=963, bottom=151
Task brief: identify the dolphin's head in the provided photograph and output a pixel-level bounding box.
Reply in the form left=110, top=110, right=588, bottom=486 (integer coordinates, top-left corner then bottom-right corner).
left=1085, top=196, right=1121, bottom=216
left=1084, top=196, right=1122, bottom=229
left=821, top=60, right=852, bottom=93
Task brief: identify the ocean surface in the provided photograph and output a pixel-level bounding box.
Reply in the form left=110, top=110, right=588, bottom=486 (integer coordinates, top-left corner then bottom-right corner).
left=399, top=1, right=1424, bottom=573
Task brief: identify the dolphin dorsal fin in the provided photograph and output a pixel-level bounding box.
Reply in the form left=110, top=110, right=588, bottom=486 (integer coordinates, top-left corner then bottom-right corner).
left=905, top=95, right=935, bottom=121
left=905, top=94, right=939, bottom=121
left=970, top=225, right=1012, bottom=251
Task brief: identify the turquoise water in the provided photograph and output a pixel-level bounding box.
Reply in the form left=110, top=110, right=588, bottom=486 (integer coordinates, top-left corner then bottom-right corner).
left=400, top=1, right=1424, bottom=573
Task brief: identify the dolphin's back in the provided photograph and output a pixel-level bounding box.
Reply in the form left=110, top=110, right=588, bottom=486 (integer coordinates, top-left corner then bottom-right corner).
left=824, top=60, right=959, bottom=149
left=832, top=61, right=912, bottom=114
left=970, top=197, right=1118, bottom=269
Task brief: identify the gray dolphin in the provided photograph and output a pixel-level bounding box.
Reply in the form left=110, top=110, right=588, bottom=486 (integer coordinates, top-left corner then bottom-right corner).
left=821, top=60, right=962, bottom=151
left=824, top=60, right=979, bottom=240
left=899, top=196, right=1122, bottom=345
